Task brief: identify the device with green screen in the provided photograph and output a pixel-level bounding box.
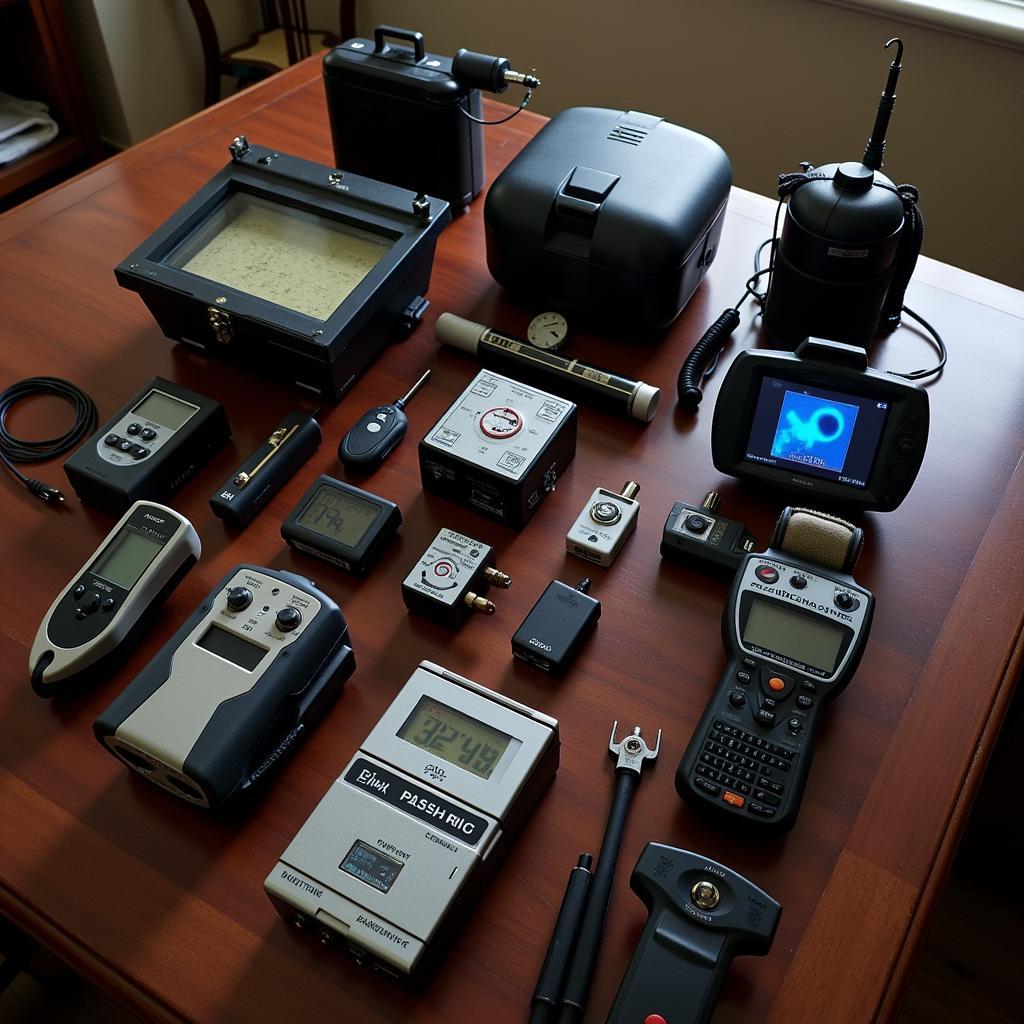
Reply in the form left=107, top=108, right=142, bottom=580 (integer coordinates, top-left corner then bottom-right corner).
left=30, top=501, right=200, bottom=696
left=676, top=522, right=874, bottom=833
left=264, top=661, right=558, bottom=980
left=281, top=474, right=401, bottom=576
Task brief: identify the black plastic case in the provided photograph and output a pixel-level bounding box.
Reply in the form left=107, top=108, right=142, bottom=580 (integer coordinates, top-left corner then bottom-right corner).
left=485, top=108, right=732, bottom=332
left=324, top=27, right=484, bottom=209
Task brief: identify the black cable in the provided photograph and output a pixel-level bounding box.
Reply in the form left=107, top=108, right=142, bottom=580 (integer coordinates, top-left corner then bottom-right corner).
left=888, top=305, right=946, bottom=380
left=0, top=377, right=96, bottom=505
left=459, top=90, right=534, bottom=125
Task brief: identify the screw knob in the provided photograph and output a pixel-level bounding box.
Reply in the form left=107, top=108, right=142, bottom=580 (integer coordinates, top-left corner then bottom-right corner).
left=691, top=880, right=720, bottom=909
left=226, top=586, right=252, bottom=612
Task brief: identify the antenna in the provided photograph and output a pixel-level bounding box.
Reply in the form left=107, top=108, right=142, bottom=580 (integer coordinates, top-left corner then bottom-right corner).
left=862, top=37, right=904, bottom=171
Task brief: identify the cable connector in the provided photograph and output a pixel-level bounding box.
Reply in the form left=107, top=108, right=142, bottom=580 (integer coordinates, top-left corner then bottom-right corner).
left=608, top=723, right=661, bottom=776
left=26, top=478, right=65, bottom=504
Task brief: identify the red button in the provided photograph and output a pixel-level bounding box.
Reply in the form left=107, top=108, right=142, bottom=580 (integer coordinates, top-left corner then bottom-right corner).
left=644, top=1016, right=669, bottom=1024
left=755, top=565, right=779, bottom=584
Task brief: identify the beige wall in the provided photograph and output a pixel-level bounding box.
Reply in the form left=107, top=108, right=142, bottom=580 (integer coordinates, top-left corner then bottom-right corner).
left=320, top=0, right=1022, bottom=288
left=65, top=0, right=1023, bottom=287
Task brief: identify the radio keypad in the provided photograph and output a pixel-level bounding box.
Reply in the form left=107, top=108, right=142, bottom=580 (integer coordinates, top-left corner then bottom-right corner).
left=694, top=720, right=798, bottom=813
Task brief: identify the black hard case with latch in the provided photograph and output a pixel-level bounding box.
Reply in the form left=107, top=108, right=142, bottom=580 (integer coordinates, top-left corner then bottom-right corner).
left=323, top=26, right=484, bottom=209
left=114, top=142, right=450, bottom=402
left=484, top=107, right=732, bottom=332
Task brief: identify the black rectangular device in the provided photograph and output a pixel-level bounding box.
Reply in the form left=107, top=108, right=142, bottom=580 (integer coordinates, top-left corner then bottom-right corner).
left=210, top=410, right=321, bottom=529
left=418, top=370, right=577, bottom=529
left=115, top=137, right=450, bottom=401
left=711, top=340, right=928, bottom=511
left=281, top=475, right=401, bottom=576
left=484, top=107, right=731, bottom=331
left=64, top=377, right=229, bottom=516
left=324, top=27, right=483, bottom=210
left=512, top=580, right=600, bottom=675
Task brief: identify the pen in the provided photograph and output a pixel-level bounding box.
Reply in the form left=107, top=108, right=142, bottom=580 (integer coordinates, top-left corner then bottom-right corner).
left=528, top=853, right=594, bottom=1024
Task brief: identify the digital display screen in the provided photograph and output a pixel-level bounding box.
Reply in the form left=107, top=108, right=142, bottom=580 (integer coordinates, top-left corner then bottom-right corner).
left=743, top=377, right=889, bottom=489
left=397, top=696, right=515, bottom=780
left=195, top=623, right=267, bottom=671
left=165, top=192, right=393, bottom=320
left=297, top=485, right=381, bottom=548
left=742, top=598, right=846, bottom=674
left=340, top=840, right=404, bottom=894
left=90, top=528, right=163, bottom=590
left=132, top=391, right=197, bottom=430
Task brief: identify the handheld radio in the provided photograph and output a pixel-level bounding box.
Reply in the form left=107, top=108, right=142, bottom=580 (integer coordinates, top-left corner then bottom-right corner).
left=676, top=507, right=874, bottom=832
left=94, top=565, right=355, bottom=808
left=30, top=501, right=200, bottom=697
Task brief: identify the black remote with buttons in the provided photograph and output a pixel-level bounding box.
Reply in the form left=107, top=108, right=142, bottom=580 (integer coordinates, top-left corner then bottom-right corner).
left=677, top=546, right=874, bottom=832
left=338, top=370, right=430, bottom=472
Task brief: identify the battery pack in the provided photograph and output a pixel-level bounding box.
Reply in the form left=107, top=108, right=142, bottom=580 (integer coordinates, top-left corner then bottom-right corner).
left=418, top=370, right=577, bottom=529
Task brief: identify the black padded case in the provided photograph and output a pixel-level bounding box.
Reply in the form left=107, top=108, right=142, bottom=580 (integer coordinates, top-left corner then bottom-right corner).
left=484, top=107, right=732, bottom=332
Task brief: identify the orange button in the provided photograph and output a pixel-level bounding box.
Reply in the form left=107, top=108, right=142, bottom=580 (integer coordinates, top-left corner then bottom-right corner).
left=769, top=676, right=786, bottom=691
left=723, top=791, right=745, bottom=807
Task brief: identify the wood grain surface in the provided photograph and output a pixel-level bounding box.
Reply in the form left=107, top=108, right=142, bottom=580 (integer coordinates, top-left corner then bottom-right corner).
left=2, top=57, right=1023, bottom=1024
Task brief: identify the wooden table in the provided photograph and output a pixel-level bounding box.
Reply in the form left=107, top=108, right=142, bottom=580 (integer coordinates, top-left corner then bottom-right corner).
left=2, top=58, right=1022, bottom=1024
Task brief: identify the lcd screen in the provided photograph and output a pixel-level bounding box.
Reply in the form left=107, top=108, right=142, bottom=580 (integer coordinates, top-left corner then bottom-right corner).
left=165, top=192, right=393, bottom=320
left=397, top=696, right=516, bottom=780
left=297, top=485, right=382, bottom=547
left=132, top=391, right=197, bottom=430
left=743, top=377, right=889, bottom=489
left=90, top=529, right=163, bottom=590
left=742, top=598, right=845, bottom=674
left=340, top=840, right=405, bottom=894
left=195, top=623, right=267, bottom=671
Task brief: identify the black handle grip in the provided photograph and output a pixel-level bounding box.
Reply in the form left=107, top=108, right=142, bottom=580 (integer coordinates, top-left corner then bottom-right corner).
left=677, top=308, right=740, bottom=408
left=372, top=26, right=425, bottom=61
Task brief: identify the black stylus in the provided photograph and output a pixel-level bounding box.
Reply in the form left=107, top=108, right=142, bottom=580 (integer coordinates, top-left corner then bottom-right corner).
left=529, top=853, right=594, bottom=1024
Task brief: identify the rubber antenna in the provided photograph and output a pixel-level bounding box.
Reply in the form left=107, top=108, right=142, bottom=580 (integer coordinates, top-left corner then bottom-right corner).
left=863, top=37, right=904, bottom=171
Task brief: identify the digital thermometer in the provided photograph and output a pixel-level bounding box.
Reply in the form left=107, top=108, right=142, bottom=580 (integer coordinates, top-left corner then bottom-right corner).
left=30, top=501, right=200, bottom=697
left=265, top=660, right=558, bottom=981
left=676, top=507, right=874, bottom=832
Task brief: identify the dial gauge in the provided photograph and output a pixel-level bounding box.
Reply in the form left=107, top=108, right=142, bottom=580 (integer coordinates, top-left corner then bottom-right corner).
left=479, top=406, right=523, bottom=439
left=527, top=311, right=569, bottom=351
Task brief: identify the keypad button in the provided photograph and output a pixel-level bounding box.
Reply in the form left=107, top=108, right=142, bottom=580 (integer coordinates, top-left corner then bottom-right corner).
left=104, top=434, right=121, bottom=447
left=761, top=697, right=777, bottom=710
left=735, top=670, right=752, bottom=684
left=787, top=717, right=804, bottom=735
left=72, top=583, right=86, bottom=598
left=101, top=596, right=116, bottom=612
left=722, top=791, right=745, bottom=808
left=796, top=694, right=814, bottom=709
left=789, top=575, right=808, bottom=589
left=118, top=440, right=133, bottom=453
left=728, top=690, right=746, bottom=708
left=130, top=445, right=149, bottom=459
left=74, top=608, right=87, bottom=620
left=748, top=802, right=776, bottom=818
left=126, top=423, right=141, bottom=435
left=694, top=778, right=720, bottom=796
left=800, top=680, right=817, bottom=694
left=765, top=780, right=785, bottom=795
left=754, top=565, right=779, bottom=584
left=834, top=592, right=859, bottom=611
left=82, top=592, right=100, bottom=614
left=140, top=427, right=157, bottom=441
left=742, top=656, right=758, bottom=669
left=755, top=708, right=776, bottom=727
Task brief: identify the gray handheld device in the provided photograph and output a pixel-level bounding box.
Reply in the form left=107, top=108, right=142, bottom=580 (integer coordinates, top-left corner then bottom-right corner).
left=30, top=501, right=200, bottom=697
left=94, top=565, right=355, bottom=808
left=265, top=660, right=558, bottom=982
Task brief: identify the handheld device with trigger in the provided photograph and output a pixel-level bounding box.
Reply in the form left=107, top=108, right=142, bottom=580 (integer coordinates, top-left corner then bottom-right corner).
left=339, top=370, right=431, bottom=471
left=605, top=843, right=780, bottom=1024
left=676, top=507, right=874, bottom=832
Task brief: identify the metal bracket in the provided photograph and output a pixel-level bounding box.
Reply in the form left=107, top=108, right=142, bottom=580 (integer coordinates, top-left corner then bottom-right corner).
left=229, top=135, right=250, bottom=161
left=609, top=722, right=661, bottom=776
left=208, top=306, right=233, bottom=344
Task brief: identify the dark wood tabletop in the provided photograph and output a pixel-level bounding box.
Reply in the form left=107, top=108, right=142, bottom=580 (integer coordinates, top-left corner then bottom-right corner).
left=2, top=57, right=1023, bottom=1024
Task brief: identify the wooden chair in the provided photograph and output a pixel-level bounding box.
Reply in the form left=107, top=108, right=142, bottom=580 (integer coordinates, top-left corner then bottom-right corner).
left=186, top=1, right=357, bottom=108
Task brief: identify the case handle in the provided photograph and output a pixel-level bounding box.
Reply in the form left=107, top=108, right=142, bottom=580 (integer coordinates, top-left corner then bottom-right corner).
left=372, top=26, right=426, bottom=62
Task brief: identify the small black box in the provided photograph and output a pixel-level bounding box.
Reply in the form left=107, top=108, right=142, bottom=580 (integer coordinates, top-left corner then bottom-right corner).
left=324, top=27, right=484, bottom=209
left=418, top=370, right=577, bottom=529
left=485, top=107, right=732, bottom=332
left=512, top=580, right=601, bottom=675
